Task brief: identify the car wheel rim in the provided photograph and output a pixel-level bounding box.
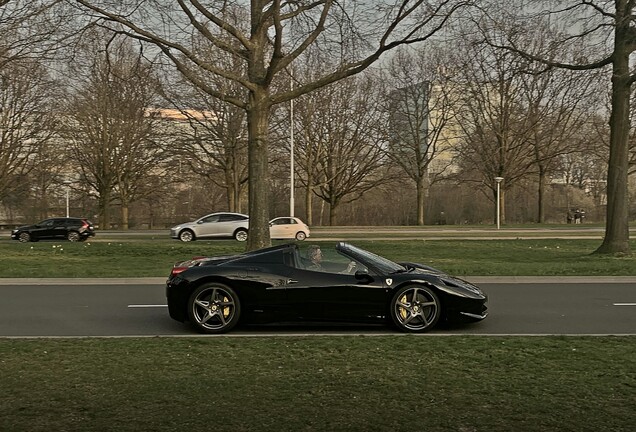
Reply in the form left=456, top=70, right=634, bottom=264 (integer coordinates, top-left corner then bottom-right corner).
left=180, top=231, right=193, bottom=242
left=295, top=232, right=306, bottom=241
left=394, top=287, right=438, bottom=331
left=19, top=233, right=30, bottom=243
left=236, top=231, right=247, bottom=241
left=68, top=232, right=80, bottom=242
left=191, top=287, right=237, bottom=331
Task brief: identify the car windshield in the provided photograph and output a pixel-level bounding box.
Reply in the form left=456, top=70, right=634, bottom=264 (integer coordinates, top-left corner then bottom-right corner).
left=340, top=243, right=405, bottom=274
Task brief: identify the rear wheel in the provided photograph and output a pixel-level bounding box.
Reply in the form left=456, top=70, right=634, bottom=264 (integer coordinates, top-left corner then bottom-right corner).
left=295, top=231, right=307, bottom=241
left=390, top=285, right=440, bottom=333
left=187, top=283, right=241, bottom=334
left=234, top=229, right=248, bottom=242
left=67, top=231, right=81, bottom=242
left=18, top=232, right=31, bottom=243
left=179, top=229, right=194, bottom=242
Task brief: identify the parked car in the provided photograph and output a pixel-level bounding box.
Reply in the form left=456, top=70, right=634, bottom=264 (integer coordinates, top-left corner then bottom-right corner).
left=165, top=242, right=488, bottom=334
left=170, top=212, right=249, bottom=242
left=269, top=217, right=310, bottom=241
left=11, top=217, right=95, bottom=243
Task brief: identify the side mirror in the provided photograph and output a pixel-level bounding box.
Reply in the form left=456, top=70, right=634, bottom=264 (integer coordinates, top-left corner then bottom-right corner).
left=354, top=269, right=373, bottom=283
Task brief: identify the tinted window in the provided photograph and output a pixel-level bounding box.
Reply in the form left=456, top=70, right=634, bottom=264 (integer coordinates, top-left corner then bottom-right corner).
left=63, top=219, right=83, bottom=227
left=201, top=215, right=220, bottom=223
left=220, top=214, right=247, bottom=222
left=40, top=219, right=55, bottom=227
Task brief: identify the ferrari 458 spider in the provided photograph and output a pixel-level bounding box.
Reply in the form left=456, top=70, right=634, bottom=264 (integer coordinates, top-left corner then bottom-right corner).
left=165, top=242, right=488, bottom=333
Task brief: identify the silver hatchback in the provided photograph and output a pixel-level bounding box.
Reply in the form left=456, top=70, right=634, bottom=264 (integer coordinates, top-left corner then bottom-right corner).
left=170, top=212, right=249, bottom=242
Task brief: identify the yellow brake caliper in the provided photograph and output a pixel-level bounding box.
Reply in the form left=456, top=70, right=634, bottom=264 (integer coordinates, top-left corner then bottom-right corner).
left=399, top=294, right=408, bottom=320
left=223, top=296, right=231, bottom=318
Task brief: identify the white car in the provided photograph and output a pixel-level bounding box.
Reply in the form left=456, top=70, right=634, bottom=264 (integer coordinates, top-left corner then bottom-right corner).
left=269, top=217, right=310, bottom=241
left=170, top=212, right=249, bottom=242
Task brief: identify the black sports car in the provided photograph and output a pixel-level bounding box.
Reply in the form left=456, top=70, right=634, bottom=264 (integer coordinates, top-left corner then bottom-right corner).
left=166, top=242, right=488, bottom=334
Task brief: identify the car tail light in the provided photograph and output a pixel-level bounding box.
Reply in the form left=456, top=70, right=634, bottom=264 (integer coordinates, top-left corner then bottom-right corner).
left=171, top=266, right=189, bottom=276
left=169, top=257, right=209, bottom=277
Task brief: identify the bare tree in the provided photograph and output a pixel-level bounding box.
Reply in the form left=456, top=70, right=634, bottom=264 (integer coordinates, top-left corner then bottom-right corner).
left=169, top=99, right=249, bottom=214
left=291, top=73, right=388, bottom=225
left=480, top=0, right=633, bottom=254
left=519, top=63, right=600, bottom=223
left=452, top=40, right=536, bottom=224
left=70, top=0, right=473, bottom=249
left=61, top=34, right=165, bottom=229
left=165, top=73, right=249, bottom=213
left=1, top=1, right=74, bottom=69
left=382, top=47, right=460, bottom=225
left=0, top=58, right=57, bottom=203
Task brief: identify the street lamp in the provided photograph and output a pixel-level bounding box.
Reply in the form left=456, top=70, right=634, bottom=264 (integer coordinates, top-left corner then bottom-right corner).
left=494, top=177, right=504, bottom=229
left=289, top=78, right=295, bottom=217
left=63, top=180, right=72, bottom=218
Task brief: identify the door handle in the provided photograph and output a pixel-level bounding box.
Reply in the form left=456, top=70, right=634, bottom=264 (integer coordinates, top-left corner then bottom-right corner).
left=286, top=279, right=298, bottom=284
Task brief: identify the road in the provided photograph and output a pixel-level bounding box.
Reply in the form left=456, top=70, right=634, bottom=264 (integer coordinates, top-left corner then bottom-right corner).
left=1, top=278, right=635, bottom=337
left=90, top=226, right=615, bottom=241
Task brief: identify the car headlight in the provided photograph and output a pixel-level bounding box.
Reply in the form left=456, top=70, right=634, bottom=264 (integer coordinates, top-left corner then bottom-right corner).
left=172, top=225, right=181, bottom=230
left=11, top=229, right=18, bottom=234
left=439, top=276, right=483, bottom=295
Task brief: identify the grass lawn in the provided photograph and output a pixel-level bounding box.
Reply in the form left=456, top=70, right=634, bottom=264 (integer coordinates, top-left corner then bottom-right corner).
left=1, top=336, right=635, bottom=432
left=1, top=237, right=636, bottom=277
left=2, top=234, right=635, bottom=431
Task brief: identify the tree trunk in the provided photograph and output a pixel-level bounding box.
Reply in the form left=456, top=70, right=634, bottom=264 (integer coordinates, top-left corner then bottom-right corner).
left=329, top=203, right=337, bottom=226
left=537, top=167, right=545, bottom=224
left=226, top=168, right=235, bottom=212
left=246, top=87, right=271, bottom=250
left=595, top=2, right=631, bottom=255
left=305, top=185, right=313, bottom=225
left=121, top=205, right=129, bottom=230
left=416, top=177, right=425, bottom=226
left=99, top=191, right=110, bottom=230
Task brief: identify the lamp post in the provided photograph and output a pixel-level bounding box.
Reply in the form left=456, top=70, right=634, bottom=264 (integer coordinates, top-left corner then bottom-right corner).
left=290, top=81, right=295, bottom=217
left=494, top=177, right=503, bottom=229
left=63, top=180, right=72, bottom=218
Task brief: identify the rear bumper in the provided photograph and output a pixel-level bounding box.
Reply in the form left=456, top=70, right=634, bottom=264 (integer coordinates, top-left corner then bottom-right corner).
left=166, top=278, right=189, bottom=322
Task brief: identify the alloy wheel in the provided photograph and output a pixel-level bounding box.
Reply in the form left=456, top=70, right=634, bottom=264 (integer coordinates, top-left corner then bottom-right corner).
left=390, top=285, right=440, bottom=332
left=188, top=284, right=240, bottom=333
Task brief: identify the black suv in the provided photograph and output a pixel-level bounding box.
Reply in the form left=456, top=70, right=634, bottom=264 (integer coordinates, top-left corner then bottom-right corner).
left=11, top=217, right=96, bottom=242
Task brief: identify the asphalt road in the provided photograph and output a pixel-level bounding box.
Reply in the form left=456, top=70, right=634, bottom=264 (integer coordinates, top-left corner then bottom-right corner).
left=1, top=278, right=635, bottom=337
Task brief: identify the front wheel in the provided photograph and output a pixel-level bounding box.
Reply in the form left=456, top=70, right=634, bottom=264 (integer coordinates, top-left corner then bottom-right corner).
left=179, top=230, right=194, bottom=242
left=18, top=232, right=31, bottom=243
left=389, top=285, right=440, bottom=333
left=295, top=231, right=307, bottom=241
left=234, top=229, right=248, bottom=242
left=187, top=283, right=241, bottom=334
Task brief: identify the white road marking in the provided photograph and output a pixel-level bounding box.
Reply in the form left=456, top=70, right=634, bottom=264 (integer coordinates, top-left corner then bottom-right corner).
left=127, top=305, right=168, bottom=308
left=613, top=303, right=636, bottom=306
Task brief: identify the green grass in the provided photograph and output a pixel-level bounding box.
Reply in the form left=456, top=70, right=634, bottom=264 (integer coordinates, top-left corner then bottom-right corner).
left=1, top=238, right=636, bottom=277
left=2, top=232, right=635, bottom=431
left=1, top=336, right=634, bottom=432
